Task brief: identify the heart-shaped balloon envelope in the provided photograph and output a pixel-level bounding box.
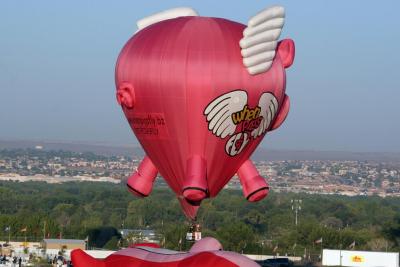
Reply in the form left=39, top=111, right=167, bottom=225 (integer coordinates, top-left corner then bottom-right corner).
left=115, top=7, right=295, bottom=219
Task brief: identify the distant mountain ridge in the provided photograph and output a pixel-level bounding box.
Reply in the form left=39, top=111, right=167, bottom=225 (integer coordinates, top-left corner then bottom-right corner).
left=0, top=139, right=399, bottom=162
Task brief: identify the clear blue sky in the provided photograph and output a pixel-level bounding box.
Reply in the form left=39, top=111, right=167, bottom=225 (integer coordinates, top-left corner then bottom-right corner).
left=0, top=1, right=399, bottom=152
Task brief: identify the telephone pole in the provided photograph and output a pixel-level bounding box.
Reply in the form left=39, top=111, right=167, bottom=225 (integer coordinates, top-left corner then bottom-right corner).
left=43, top=221, right=46, bottom=240
left=291, top=199, right=302, bottom=226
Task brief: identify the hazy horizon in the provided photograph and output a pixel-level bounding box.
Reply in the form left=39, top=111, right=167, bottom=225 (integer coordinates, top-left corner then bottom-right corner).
left=2, top=138, right=400, bottom=156
left=1, top=1, right=399, bottom=152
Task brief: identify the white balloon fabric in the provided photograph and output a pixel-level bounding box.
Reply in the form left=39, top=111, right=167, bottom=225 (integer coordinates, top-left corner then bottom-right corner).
left=251, top=93, right=278, bottom=138
left=204, top=90, right=248, bottom=138
left=240, top=6, right=285, bottom=75
left=136, top=7, right=198, bottom=30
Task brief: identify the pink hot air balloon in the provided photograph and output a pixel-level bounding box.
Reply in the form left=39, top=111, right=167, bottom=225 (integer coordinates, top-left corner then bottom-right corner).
left=71, top=237, right=259, bottom=267
left=115, top=6, right=295, bottom=219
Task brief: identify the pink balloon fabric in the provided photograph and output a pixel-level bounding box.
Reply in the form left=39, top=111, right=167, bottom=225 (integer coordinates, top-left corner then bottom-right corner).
left=71, top=238, right=259, bottom=267
left=189, top=237, right=223, bottom=253
left=116, top=16, right=295, bottom=219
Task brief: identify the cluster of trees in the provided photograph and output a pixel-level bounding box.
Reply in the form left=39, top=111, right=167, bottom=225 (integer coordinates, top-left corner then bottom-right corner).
left=0, top=181, right=399, bottom=256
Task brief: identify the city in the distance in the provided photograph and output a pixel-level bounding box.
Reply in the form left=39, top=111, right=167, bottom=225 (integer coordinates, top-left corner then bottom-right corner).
left=1, top=140, right=399, bottom=197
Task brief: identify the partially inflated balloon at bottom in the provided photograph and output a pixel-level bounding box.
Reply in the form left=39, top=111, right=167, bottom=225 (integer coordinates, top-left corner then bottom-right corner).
left=71, top=237, right=260, bottom=267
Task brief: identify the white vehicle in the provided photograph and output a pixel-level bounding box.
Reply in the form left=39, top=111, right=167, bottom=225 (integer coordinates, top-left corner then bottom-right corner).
left=323, top=249, right=399, bottom=267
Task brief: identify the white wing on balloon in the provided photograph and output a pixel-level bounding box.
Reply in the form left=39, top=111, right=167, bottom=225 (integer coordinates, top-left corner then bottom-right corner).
left=240, top=6, right=285, bottom=75
left=137, top=7, right=198, bottom=31
left=204, top=90, right=247, bottom=139
left=251, top=93, right=278, bottom=138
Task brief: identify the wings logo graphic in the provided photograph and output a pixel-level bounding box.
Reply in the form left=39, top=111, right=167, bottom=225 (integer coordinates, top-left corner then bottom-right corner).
left=204, top=90, right=278, bottom=156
